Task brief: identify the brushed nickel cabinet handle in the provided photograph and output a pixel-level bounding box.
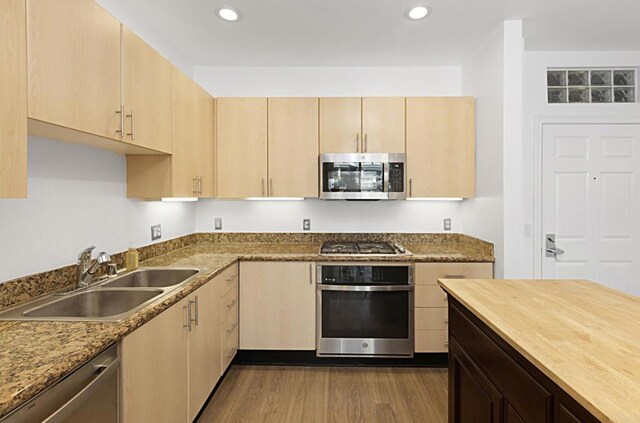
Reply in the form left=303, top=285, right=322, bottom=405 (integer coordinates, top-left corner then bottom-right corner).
left=192, top=177, right=198, bottom=195
left=444, top=274, right=466, bottom=279
left=270, top=178, right=274, bottom=196
left=198, top=176, right=203, bottom=196
left=126, top=110, right=136, bottom=140
left=261, top=178, right=265, bottom=196
left=356, top=134, right=360, bottom=152
left=192, top=295, right=199, bottom=326
left=364, top=133, right=368, bottom=152
left=409, top=178, right=413, bottom=197
left=309, top=263, right=313, bottom=285
left=183, top=303, right=192, bottom=332
left=115, top=106, right=124, bottom=136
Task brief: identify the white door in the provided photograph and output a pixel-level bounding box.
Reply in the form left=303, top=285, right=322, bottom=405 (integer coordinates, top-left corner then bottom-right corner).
left=542, top=124, right=640, bottom=295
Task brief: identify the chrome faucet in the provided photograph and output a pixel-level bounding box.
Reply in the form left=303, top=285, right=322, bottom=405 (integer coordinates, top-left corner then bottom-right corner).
left=77, top=246, right=111, bottom=288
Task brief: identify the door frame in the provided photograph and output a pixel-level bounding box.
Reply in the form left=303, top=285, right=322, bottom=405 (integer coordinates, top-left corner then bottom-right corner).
left=532, top=115, right=640, bottom=278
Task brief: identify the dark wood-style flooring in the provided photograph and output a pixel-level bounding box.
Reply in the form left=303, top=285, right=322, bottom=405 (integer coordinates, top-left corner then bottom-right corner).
left=197, top=365, right=448, bottom=422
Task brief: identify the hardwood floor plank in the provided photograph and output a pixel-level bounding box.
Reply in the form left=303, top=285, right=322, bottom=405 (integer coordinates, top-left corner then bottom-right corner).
left=197, top=365, right=448, bottom=423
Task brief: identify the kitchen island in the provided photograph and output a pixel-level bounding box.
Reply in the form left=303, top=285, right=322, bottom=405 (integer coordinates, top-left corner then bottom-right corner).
left=439, top=278, right=640, bottom=423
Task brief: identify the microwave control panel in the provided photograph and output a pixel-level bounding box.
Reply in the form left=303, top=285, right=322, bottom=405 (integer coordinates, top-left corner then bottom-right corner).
left=388, top=163, right=404, bottom=192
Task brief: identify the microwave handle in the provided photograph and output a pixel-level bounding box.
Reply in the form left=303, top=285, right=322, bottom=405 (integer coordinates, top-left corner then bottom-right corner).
left=383, top=162, right=390, bottom=194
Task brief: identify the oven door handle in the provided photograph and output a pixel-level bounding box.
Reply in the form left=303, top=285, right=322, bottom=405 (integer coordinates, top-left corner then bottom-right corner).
left=318, top=284, right=414, bottom=292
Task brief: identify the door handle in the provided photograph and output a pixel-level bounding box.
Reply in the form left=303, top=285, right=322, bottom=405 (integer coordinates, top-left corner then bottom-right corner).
left=183, top=303, right=192, bottom=332
left=545, top=234, right=565, bottom=257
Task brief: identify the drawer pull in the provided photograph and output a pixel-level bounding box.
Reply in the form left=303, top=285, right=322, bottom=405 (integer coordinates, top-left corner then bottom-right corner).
left=444, top=274, right=466, bottom=279
left=226, top=323, right=238, bottom=334
left=226, top=299, right=237, bottom=309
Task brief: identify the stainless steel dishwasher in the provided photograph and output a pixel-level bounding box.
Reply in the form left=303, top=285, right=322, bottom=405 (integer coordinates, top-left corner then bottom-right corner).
left=1, top=344, right=119, bottom=423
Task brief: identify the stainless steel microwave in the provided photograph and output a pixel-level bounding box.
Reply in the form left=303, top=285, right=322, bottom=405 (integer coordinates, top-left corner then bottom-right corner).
left=320, top=153, right=406, bottom=200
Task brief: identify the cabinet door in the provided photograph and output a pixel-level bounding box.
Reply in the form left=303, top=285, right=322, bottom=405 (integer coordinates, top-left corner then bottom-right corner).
left=188, top=277, right=221, bottom=421
left=121, top=299, right=189, bottom=423
left=27, top=0, right=121, bottom=140
left=406, top=97, right=475, bottom=198
left=0, top=0, right=27, bottom=198
left=450, top=339, right=503, bottom=423
left=362, top=97, right=405, bottom=153
left=319, top=98, right=362, bottom=153
left=122, top=27, right=172, bottom=153
left=239, top=262, right=316, bottom=350
left=171, top=67, right=197, bottom=197
left=196, top=87, right=216, bottom=198
left=216, top=98, right=267, bottom=198
left=268, top=98, right=319, bottom=198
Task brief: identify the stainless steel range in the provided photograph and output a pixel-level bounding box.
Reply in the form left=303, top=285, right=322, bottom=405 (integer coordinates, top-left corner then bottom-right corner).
left=316, top=262, right=414, bottom=358
left=319, top=241, right=410, bottom=256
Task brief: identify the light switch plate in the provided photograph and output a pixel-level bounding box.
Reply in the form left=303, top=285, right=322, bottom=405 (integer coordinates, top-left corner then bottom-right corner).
left=303, top=218, right=311, bottom=231
left=443, top=218, right=452, bottom=231
left=214, top=218, right=222, bottom=230
left=151, top=224, right=162, bottom=241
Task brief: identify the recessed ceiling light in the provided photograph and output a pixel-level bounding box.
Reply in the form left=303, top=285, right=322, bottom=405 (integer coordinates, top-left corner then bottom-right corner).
left=217, top=7, right=241, bottom=22
left=406, top=5, right=430, bottom=20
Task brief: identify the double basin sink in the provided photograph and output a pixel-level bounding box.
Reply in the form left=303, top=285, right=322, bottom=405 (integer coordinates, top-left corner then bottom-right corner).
left=0, top=268, right=199, bottom=322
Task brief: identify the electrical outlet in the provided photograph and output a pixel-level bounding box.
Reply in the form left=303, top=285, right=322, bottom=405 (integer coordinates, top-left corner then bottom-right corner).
left=151, top=224, right=162, bottom=240
left=303, top=218, right=311, bottom=231
left=443, top=218, right=452, bottom=231
left=214, top=218, right=223, bottom=230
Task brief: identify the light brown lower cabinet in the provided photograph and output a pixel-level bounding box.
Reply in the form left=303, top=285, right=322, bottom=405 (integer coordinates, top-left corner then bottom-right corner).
left=414, top=262, right=493, bottom=352
left=121, top=269, right=229, bottom=422
left=239, top=262, right=316, bottom=350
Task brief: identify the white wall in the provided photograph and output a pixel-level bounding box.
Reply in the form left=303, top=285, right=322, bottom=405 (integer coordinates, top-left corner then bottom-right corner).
left=194, top=66, right=461, bottom=97
left=194, top=65, right=467, bottom=234
left=518, top=51, right=640, bottom=278
left=460, top=25, right=505, bottom=277
left=0, top=137, right=196, bottom=282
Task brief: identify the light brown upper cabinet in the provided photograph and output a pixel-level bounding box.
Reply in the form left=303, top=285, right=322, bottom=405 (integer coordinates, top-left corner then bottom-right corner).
left=216, top=98, right=268, bottom=198
left=127, top=68, right=215, bottom=199
left=319, top=97, right=405, bottom=153
left=319, top=98, right=361, bottom=153
left=195, top=87, right=216, bottom=198
left=406, top=97, right=475, bottom=198
left=26, top=0, right=121, bottom=141
left=170, top=68, right=198, bottom=197
left=0, top=0, right=27, bottom=198
left=362, top=97, right=405, bottom=153
left=122, top=27, right=173, bottom=154
left=268, top=98, right=319, bottom=197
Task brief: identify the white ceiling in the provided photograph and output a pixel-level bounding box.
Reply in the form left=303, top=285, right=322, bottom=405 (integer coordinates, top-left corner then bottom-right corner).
left=98, top=0, right=640, bottom=67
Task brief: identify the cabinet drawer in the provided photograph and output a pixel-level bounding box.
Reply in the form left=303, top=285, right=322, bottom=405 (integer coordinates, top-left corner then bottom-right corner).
left=222, top=325, right=238, bottom=372
left=221, top=302, right=238, bottom=341
left=416, top=285, right=448, bottom=307
left=450, top=303, right=552, bottom=422
left=220, top=287, right=238, bottom=324
left=220, top=265, right=238, bottom=297
left=415, top=263, right=493, bottom=285
left=415, top=307, right=448, bottom=330
left=415, top=329, right=448, bottom=352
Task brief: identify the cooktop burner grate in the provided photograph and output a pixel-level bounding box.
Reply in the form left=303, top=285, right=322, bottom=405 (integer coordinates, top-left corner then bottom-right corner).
left=320, top=241, right=399, bottom=255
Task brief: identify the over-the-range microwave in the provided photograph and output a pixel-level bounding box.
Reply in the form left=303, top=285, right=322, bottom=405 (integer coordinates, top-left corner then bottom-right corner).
left=319, top=153, right=406, bottom=200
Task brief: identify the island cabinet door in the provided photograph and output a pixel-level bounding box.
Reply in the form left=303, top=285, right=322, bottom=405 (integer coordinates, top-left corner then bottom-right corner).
left=449, top=339, right=503, bottom=423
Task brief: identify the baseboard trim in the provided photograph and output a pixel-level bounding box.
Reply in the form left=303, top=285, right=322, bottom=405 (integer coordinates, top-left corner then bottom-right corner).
left=233, top=350, right=448, bottom=367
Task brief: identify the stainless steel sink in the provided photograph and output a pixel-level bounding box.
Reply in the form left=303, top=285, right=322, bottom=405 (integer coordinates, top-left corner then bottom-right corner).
left=101, top=268, right=199, bottom=289
left=23, top=289, right=164, bottom=319
left=0, top=267, right=200, bottom=322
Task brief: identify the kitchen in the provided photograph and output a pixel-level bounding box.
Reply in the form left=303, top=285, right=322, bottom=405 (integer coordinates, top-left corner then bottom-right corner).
left=0, top=0, right=639, bottom=422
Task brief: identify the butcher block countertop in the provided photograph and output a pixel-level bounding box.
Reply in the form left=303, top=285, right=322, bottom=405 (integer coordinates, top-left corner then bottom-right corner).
left=438, top=278, right=640, bottom=423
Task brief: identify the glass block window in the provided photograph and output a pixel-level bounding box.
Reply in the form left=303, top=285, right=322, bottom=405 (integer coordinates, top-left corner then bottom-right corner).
left=547, top=68, right=636, bottom=104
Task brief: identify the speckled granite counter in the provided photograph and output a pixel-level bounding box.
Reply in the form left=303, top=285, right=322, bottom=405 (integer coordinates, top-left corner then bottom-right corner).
left=0, top=234, right=493, bottom=418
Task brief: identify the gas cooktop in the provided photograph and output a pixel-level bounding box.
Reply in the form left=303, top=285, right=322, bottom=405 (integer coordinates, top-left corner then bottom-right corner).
left=320, top=241, right=409, bottom=255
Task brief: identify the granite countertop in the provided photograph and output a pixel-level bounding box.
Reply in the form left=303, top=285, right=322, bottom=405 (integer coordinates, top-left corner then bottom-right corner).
left=438, top=278, right=640, bottom=423
left=0, top=239, right=493, bottom=418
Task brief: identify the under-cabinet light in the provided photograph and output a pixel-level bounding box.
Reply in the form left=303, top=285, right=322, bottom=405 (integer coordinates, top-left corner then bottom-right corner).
left=406, top=197, right=463, bottom=201
left=245, top=197, right=305, bottom=201
left=161, top=197, right=199, bottom=202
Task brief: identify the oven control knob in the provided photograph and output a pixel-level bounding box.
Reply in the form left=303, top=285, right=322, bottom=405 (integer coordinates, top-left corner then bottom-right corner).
left=362, top=342, right=368, bottom=349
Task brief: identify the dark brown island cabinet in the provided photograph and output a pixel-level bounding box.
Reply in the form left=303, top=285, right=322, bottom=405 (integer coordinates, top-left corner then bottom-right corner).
left=447, top=297, right=599, bottom=423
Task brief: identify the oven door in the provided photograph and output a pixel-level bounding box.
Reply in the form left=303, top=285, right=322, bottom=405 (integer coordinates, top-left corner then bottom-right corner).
left=320, top=153, right=389, bottom=200
left=316, top=285, right=414, bottom=357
